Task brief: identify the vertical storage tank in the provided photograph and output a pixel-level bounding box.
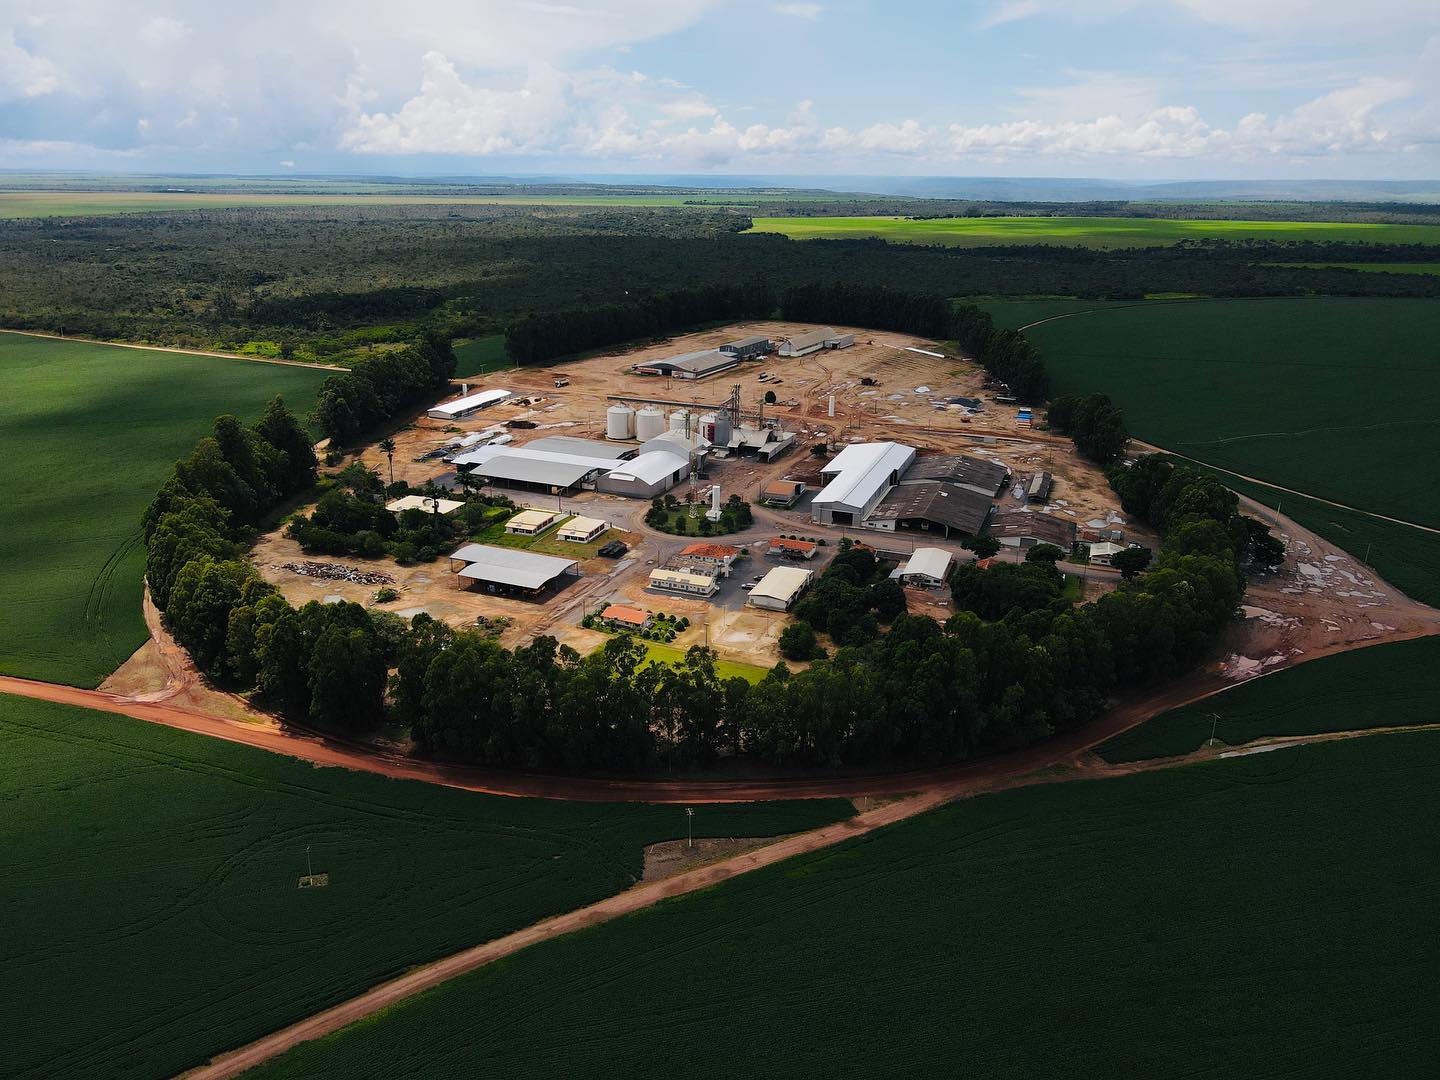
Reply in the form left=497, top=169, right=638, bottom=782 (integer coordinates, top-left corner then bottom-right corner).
left=606, top=403, right=636, bottom=440
left=635, top=405, right=666, bottom=442
left=669, top=408, right=691, bottom=434
left=699, top=411, right=732, bottom=447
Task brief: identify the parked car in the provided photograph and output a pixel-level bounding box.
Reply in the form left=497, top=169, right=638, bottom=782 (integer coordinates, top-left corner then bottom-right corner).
left=740, top=575, right=764, bottom=590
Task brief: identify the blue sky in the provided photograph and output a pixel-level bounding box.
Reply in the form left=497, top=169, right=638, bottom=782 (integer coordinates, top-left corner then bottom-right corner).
left=2, top=0, right=1437, bottom=178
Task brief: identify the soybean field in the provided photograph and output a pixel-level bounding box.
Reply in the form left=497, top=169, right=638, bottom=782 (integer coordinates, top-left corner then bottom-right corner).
left=1096, top=635, right=1440, bottom=762
left=0, top=333, right=332, bottom=686
left=0, top=693, right=850, bottom=1080
left=247, top=730, right=1440, bottom=1080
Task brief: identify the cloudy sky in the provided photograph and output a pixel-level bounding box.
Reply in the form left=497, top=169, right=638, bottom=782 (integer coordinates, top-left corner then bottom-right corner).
left=2, top=0, right=1438, bottom=177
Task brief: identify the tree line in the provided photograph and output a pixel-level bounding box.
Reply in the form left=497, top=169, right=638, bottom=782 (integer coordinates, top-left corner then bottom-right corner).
left=503, top=283, right=773, bottom=366
left=1046, top=393, right=1130, bottom=463
left=312, top=333, right=456, bottom=445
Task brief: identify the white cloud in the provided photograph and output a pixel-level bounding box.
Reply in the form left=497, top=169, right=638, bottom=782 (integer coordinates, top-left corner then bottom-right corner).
left=341, top=51, right=1419, bottom=168
left=774, top=2, right=823, bottom=18
left=0, top=29, right=59, bottom=98
left=981, top=0, right=1440, bottom=38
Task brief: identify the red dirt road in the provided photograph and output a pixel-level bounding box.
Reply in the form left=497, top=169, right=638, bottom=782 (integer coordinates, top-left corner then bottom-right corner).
left=179, top=789, right=950, bottom=1079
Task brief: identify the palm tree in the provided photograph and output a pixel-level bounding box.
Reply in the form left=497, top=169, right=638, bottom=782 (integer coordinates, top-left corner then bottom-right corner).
left=378, top=438, right=397, bottom=486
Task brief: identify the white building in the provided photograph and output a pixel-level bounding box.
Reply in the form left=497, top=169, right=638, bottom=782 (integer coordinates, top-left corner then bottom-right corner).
left=747, top=566, right=813, bottom=611
left=426, top=388, right=512, bottom=420
left=1086, top=541, right=1128, bottom=566
left=778, top=328, right=835, bottom=357
left=649, top=566, right=721, bottom=597
left=897, top=547, right=954, bottom=588
left=505, top=508, right=563, bottom=536
left=385, top=495, right=464, bottom=516
left=809, top=441, right=917, bottom=526
left=596, top=451, right=690, bottom=499
left=557, top=515, right=609, bottom=543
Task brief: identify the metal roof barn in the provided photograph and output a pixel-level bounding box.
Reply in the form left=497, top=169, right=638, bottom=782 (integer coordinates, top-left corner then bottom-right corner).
left=868, top=481, right=993, bottom=537
left=810, top=441, right=916, bottom=525
left=449, top=544, right=580, bottom=594
left=452, top=445, right=620, bottom=493
left=523, top=436, right=635, bottom=460
left=779, top=328, right=835, bottom=357
left=426, top=388, right=512, bottom=420
left=905, top=454, right=1010, bottom=496
left=596, top=451, right=690, bottom=498
left=632, top=348, right=740, bottom=380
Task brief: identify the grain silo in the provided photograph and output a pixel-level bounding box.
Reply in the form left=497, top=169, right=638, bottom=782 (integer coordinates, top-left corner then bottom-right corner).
left=669, top=408, right=691, bottom=434
left=699, top=411, right=732, bottom=448
left=606, top=402, right=636, bottom=440
left=635, top=405, right=666, bottom=442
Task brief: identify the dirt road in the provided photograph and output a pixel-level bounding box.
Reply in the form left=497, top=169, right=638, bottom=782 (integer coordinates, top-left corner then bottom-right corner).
left=178, top=789, right=950, bottom=1079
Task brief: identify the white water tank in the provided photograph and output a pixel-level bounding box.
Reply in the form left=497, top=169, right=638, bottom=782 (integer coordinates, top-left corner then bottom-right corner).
left=606, top=403, right=636, bottom=440
left=635, top=405, right=666, bottom=442
left=669, top=408, right=691, bottom=434
left=699, top=411, right=732, bottom=448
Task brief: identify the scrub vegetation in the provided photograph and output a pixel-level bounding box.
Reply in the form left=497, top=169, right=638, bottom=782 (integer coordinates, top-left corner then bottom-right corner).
left=1096, top=635, right=1440, bottom=762
left=0, top=331, right=328, bottom=686
left=0, top=692, right=849, bottom=1080
left=248, top=731, right=1440, bottom=1080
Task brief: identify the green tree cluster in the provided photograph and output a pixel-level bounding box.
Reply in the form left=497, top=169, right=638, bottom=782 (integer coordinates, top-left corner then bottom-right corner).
left=314, top=332, right=456, bottom=445
left=1046, top=393, right=1131, bottom=463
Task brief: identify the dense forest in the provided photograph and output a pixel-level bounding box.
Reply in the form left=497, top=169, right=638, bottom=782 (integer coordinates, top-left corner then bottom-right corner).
left=3, top=204, right=1439, bottom=363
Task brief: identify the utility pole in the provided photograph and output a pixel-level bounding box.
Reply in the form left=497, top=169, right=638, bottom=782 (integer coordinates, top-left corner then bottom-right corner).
left=1208, top=712, right=1222, bottom=748
left=686, top=807, right=695, bottom=849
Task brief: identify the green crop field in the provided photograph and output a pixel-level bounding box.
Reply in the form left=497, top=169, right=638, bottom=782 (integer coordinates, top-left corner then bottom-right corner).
left=1002, top=297, right=1440, bottom=530
left=1097, top=636, right=1440, bottom=762
left=0, top=333, right=331, bottom=686
left=0, top=692, right=849, bottom=1080
left=451, top=335, right=511, bottom=377
left=249, top=730, right=1440, bottom=1080
left=747, top=214, right=1440, bottom=249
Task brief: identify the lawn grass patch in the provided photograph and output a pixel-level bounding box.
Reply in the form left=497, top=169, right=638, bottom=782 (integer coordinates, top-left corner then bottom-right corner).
left=0, top=332, right=330, bottom=686
left=0, top=692, right=850, bottom=1079
left=248, top=730, right=1440, bottom=1080
left=1009, top=297, right=1440, bottom=530
left=1096, top=636, right=1440, bottom=762
left=451, top=335, right=510, bottom=377
left=634, top=638, right=771, bottom=683
left=747, top=215, right=1440, bottom=249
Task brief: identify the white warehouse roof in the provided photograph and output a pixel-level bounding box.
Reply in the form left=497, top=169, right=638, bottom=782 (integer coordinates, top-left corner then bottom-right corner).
left=449, top=544, right=579, bottom=590
left=749, top=566, right=813, bottom=606
left=811, top=441, right=917, bottom=514
left=605, top=451, right=690, bottom=485
left=452, top=444, right=621, bottom=488
left=524, top=435, right=634, bottom=460
left=427, top=388, right=511, bottom=418
left=899, top=547, right=953, bottom=581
